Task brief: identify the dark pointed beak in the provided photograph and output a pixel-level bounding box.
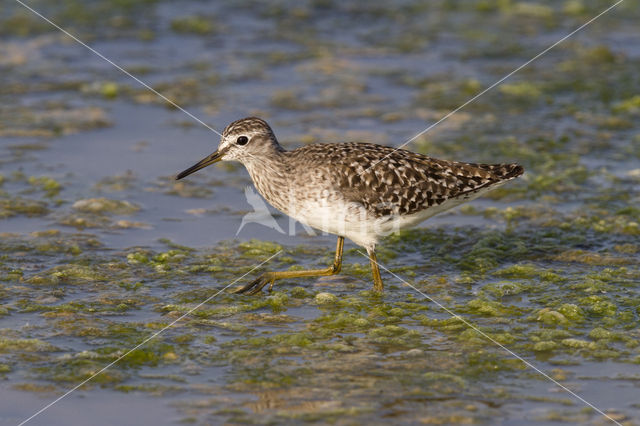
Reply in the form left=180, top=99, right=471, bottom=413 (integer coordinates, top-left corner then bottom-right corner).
left=176, top=150, right=224, bottom=180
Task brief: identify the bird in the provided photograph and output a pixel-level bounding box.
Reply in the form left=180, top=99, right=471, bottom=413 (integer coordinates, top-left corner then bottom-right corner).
left=176, top=117, right=524, bottom=295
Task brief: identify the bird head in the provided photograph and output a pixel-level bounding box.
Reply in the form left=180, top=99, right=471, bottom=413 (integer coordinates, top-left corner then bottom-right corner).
left=176, top=117, right=281, bottom=180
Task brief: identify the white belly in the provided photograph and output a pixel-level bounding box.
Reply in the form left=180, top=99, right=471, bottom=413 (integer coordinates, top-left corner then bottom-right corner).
left=287, top=197, right=381, bottom=249
left=281, top=183, right=503, bottom=249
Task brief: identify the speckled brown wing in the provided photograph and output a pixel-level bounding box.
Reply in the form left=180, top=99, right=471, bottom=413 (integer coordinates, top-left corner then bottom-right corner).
left=317, top=143, right=523, bottom=218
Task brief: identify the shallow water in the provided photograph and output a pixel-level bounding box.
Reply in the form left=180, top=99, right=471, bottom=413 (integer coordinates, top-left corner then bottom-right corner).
left=1, top=0, right=640, bottom=425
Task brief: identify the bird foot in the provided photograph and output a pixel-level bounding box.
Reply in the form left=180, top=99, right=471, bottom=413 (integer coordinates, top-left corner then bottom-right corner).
left=231, top=272, right=276, bottom=295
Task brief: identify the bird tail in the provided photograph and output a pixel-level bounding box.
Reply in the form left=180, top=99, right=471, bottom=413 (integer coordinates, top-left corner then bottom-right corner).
left=484, top=163, right=524, bottom=180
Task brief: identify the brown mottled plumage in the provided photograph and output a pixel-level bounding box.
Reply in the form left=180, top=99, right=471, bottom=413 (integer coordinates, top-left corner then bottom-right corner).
left=288, top=142, right=523, bottom=218
left=177, top=117, right=524, bottom=294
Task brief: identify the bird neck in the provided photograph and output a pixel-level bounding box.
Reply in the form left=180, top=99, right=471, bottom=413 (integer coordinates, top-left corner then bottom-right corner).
left=242, top=149, right=291, bottom=213
left=242, top=145, right=284, bottom=171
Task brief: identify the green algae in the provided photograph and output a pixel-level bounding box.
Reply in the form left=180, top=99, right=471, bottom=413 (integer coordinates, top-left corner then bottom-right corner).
left=367, top=326, right=422, bottom=350
left=0, top=338, right=60, bottom=353
left=59, top=215, right=114, bottom=230
left=418, top=315, right=466, bottom=333
left=152, top=250, right=188, bottom=266
left=465, top=298, right=519, bottom=317
left=368, top=324, right=408, bottom=338
left=151, top=177, right=214, bottom=198
left=0, top=104, right=111, bottom=137
left=557, top=304, right=585, bottom=322
left=613, top=95, right=640, bottom=114
left=234, top=332, right=314, bottom=352
left=533, top=341, right=558, bottom=352
left=0, top=197, right=49, bottom=218
left=534, top=308, right=570, bottom=326
left=499, top=81, right=543, bottom=101
left=422, top=372, right=467, bottom=392
left=126, top=252, right=150, bottom=264
left=312, top=311, right=371, bottom=333
left=36, top=358, right=128, bottom=385
left=289, top=286, right=312, bottom=298
left=561, top=338, right=596, bottom=350
left=238, top=239, right=283, bottom=258
left=115, top=383, right=185, bottom=395
left=93, top=172, right=136, bottom=192
left=72, top=198, right=140, bottom=215
left=457, top=232, right=529, bottom=274
left=132, top=74, right=221, bottom=107
left=52, top=198, right=144, bottom=230
left=170, top=16, right=215, bottom=35
left=100, top=82, right=119, bottom=99
left=12, top=383, right=58, bottom=393
left=314, top=292, right=337, bottom=305
left=0, top=11, right=51, bottom=36
left=465, top=350, right=527, bottom=376
left=579, top=296, right=617, bottom=317
left=2, top=226, right=637, bottom=411
left=555, top=250, right=633, bottom=266
left=493, top=263, right=565, bottom=283
left=26, top=264, right=108, bottom=286
left=482, top=281, right=527, bottom=298
left=28, top=176, right=62, bottom=197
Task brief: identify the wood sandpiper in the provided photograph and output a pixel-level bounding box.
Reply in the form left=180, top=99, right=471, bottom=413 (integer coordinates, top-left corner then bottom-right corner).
left=177, top=117, right=524, bottom=294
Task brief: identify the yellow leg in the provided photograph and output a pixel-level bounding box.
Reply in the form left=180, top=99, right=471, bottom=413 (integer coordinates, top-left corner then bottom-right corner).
left=367, top=247, right=384, bottom=292
left=233, top=237, right=344, bottom=295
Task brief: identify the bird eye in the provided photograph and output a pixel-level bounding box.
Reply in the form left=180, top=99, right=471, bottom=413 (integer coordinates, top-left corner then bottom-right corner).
left=236, top=136, right=249, bottom=146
